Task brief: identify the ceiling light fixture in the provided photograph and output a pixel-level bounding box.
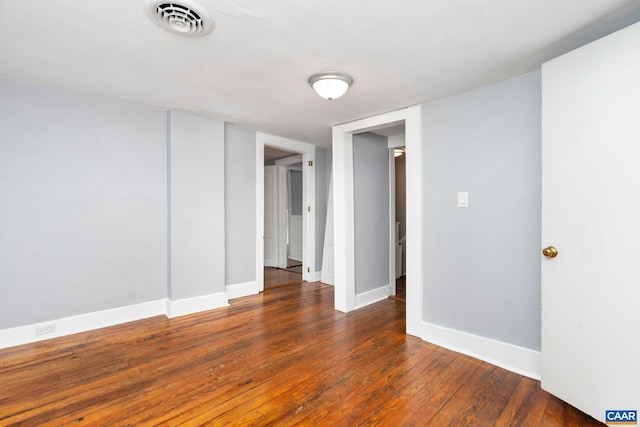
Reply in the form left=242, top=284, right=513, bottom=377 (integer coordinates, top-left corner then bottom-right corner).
left=308, top=72, right=353, bottom=100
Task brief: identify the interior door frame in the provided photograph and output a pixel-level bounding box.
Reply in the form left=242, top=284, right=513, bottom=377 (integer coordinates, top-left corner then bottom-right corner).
left=387, top=136, right=406, bottom=296
left=275, top=155, right=303, bottom=269
left=388, top=148, right=396, bottom=296
left=256, top=133, right=316, bottom=290
left=262, top=165, right=279, bottom=268
left=332, top=105, right=422, bottom=336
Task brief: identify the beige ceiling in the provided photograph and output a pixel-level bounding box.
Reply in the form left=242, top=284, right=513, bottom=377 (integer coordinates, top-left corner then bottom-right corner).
left=264, top=146, right=297, bottom=161
left=1, top=0, right=639, bottom=147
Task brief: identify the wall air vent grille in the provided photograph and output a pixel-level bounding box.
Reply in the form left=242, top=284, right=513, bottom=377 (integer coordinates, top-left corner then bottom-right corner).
left=145, top=0, right=214, bottom=37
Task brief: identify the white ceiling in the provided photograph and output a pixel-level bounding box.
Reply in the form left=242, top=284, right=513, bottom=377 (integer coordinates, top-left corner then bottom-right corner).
left=1, top=0, right=639, bottom=147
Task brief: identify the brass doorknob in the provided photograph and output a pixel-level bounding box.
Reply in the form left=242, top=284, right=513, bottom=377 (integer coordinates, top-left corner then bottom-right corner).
left=542, top=246, right=558, bottom=258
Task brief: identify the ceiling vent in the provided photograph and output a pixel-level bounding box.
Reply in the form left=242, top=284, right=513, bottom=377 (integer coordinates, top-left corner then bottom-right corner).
left=144, top=0, right=214, bottom=37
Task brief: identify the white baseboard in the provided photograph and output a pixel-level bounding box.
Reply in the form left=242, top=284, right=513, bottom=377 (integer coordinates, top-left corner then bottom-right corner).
left=0, top=299, right=166, bottom=350
left=355, top=284, right=390, bottom=309
left=421, top=321, right=541, bottom=380
left=320, top=271, right=334, bottom=286
left=289, top=253, right=303, bottom=262
left=1, top=292, right=233, bottom=349
left=226, top=280, right=260, bottom=300
left=165, top=292, right=229, bottom=318
left=309, top=270, right=322, bottom=283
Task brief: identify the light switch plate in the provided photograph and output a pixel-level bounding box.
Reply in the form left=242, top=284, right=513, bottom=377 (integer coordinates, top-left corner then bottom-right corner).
left=457, top=192, right=469, bottom=208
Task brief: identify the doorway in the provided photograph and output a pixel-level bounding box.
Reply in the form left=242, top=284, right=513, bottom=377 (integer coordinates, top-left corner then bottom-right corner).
left=390, top=137, right=407, bottom=302
left=370, top=124, right=407, bottom=301
left=263, top=146, right=305, bottom=290
left=256, top=133, right=316, bottom=292
left=331, top=105, right=422, bottom=336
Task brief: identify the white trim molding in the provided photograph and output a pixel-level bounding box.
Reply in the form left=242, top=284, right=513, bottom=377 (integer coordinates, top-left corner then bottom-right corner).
left=331, top=125, right=355, bottom=312
left=255, top=138, right=265, bottom=292
left=0, top=293, right=232, bottom=349
left=404, top=105, right=423, bottom=337
left=355, top=285, right=391, bottom=310
left=309, top=270, right=322, bottom=283
left=165, top=292, right=229, bottom=319
left=0, top=293, right=231, bottom=349
left=226, top=280, right=261, bottom=300
left=421, top=321, right=541, bottom=380
left=0, top=299, right=167, bottom=349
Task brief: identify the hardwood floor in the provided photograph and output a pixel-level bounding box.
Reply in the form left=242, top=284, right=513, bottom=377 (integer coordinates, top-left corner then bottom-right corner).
left=264, top=267, right=302, bottom=290
left=390, top=275, right=406, bottom=301
left=285, top=258, right=303, bottom=274
left=0, top=282, right=603, bottom=426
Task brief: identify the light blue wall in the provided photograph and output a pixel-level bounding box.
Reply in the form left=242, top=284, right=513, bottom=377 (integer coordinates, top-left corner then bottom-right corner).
left=353, top=133, right=390, bottom=294
left=168, top=111, right=225, bottom=300
left=0, top=76, right=334, bottom=334
left=0, top=78, right=167, bottom=328
left=290, top=170, right=303, bottom=216
left=224, top=124, right=256, bottom=285
left=421, top=70, right=542, bottom=350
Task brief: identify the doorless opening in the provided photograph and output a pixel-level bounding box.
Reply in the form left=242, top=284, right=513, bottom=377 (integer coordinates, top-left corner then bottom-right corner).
left=256, top=133, right=316, bottom=292
left=332, top=105, right=422, bottom=336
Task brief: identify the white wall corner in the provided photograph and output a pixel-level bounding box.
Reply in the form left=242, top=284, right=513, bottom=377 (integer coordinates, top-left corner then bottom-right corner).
left=165, top=292, right=229, bottom=318
left=421, top=321, right=541, bottom=380
left=354, top=285, right=391, bottom=310
left=226, top=280, right=261, bottom=300
left=0, top=299, right=167, bottom=350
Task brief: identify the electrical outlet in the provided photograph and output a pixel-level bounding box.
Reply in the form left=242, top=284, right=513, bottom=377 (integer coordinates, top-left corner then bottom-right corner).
left=35, top=323, right=55, bottom=336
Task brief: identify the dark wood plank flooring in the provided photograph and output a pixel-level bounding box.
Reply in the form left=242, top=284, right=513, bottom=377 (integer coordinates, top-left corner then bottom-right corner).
left=285, top=258, right=303, bottom=274
left=0, top=282, right=603, bottom=426
left=390, top=275, right=406, bottom=301
left=263, top=267, right=303, bottom=290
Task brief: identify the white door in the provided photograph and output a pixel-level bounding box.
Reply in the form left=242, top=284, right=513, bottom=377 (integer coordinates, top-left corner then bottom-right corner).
left=541, top=23, right=640, bottom=423
left=264, top=165, right=278, bottom=267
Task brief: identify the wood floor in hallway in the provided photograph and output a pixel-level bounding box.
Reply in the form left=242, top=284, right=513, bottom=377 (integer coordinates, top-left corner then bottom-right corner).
left=0, top=282, right=602, bottom=426
left=263, top=266, right=303, bottom=290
